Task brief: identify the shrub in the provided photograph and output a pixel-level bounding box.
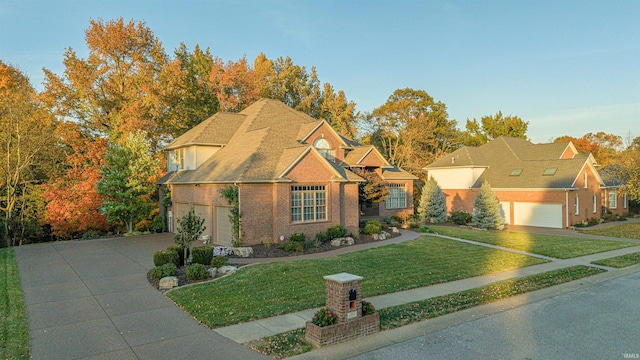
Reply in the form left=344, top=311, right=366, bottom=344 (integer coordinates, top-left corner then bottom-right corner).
left=362, top=300, right=375, bottom=316
left=315, top=232, right=327, bottom=243
left=150, top=263, right=177, bottom=281
left=418, top=226, right=433, bottom=233
left=211, top=255, right=229, bottom=268
left=167, top=245, right=189, bottom=266
left=81, top=231, right=101, bottom=240
left=186, top=263, right=208, bottom=281
left=289, top=232, right=306, bottom=243
left=311, top=307, right=337, bottom=327
left=150, top=266, right=164, bottom=280
left=450, top=211, right=472, bottom=225
left=418, top=177, right=447, bottom=223
left=326, top=225, right=347, bottom=239
left=153, top=249, right=179, bottom=267
left=279, top=241, right=304, bottom=253
left=192, top=246, right=213, bottom=265
left=363, top=220, right=382, bottom=235
left=161, top=263, right=177, bottom=277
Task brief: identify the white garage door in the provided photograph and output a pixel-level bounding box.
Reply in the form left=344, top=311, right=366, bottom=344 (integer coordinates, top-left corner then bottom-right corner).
left=173, top=203, right=190, bottom=233
left=194, top=204, right=212, bottom=238
left=216, top=207, right=233, bottom=246
left=513, top=202, right=562, bottom=228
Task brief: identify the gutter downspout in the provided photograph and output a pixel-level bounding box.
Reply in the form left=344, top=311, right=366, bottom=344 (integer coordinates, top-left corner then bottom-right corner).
left=235, top=182, right=241, bottom=242
left=565, top=189, right=569, bottom=229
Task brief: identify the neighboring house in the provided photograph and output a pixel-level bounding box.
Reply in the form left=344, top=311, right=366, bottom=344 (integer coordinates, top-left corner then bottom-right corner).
left=424, top=137, right=627, bottom=229
left=157, top=98, right=416, bottom=246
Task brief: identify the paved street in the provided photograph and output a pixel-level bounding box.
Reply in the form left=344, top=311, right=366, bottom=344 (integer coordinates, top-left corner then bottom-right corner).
left=349, top=270, right=640, bottom=360
left=14, top=235, right=268, bottom=360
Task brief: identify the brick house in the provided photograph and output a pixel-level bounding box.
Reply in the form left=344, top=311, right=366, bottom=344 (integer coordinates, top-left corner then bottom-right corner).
left=424, top=137, right=627, bottom=229
left=157, top=99, right=416, bottom=246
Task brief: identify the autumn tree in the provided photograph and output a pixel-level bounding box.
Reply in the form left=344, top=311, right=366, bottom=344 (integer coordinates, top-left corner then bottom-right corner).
left=554, top=132, right=623, bottom=166
left=356, top=170, right=389, bottom=210
left=364, top=88, right=460, bottom=176
left=418, top=177, right=447, bottom=223
left=0, top=62, right=58, bottom=246
left=43, top=122, right=109, bottom=238
left=472, top=181, right=504, bottom=230
left=42, top=18, right=183, bottom=148
left=461, top=111, right=528, bottom=146
left=97, top=132, right=159, bottom=233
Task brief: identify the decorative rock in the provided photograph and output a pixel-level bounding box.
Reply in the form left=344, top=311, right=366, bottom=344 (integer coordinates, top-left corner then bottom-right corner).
left=207, top=267, right=217, bottom=278
left=159, top=276, right=178, bottom=290
left=343, top=237, right=355, bottom=246
left=390, top=227, right=399, bottom=234
left=382, top=231, right=391, bottom=238
left=330, top=239, right=342, bottom=247
left=232, top=247, right=254, bottom=258
left=372, top=234, right=379, bottom=241
left=217, top=265, right=237, bottom=276
left=378, top=233, right=387, bottom=241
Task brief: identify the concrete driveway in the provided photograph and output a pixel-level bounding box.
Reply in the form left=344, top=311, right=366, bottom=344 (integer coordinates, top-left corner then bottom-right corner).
left=14, top=234, right=269, bottom=360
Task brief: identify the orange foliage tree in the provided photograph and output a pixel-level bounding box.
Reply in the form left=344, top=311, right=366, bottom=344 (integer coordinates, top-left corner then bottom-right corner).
left=43, top=123, right=109, bottom=238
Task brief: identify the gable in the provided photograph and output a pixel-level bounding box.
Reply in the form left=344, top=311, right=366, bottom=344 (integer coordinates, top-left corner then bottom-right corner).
left=358, top=147, right=390, bottom=168
left=284, top=149, right=337, bottom=182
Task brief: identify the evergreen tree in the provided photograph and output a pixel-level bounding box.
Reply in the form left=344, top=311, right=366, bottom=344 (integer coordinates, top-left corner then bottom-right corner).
left=418, top=177, right=447, bottom=223
left=472, top=180, right=504, bottom=230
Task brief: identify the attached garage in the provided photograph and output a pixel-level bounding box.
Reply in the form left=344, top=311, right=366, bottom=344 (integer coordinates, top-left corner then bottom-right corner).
left=173, top=202, right=190, bottom=232
left=513, top=202, right=562, bottom=228
left=194, top=204, right=212, bottom=238
left=216, top=207, right=234, bottom=246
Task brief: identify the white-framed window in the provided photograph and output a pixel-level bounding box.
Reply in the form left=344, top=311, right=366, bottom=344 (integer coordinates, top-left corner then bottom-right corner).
left=592, top=194, right=597, bottom=213
left=574, top=196, right=579, bottom=215
left=386, top=184, right=407, bottom=209
left=291, top=185, right=327, bottom=223
left=584, top=172, right=587, bottom=188
left=171, top=148, right=185, bottom=171
left=609, top=189, right=617, bottom=209
left=313, top=138, right=335, bottom=162
left=623, top=193, right=628, bottom=209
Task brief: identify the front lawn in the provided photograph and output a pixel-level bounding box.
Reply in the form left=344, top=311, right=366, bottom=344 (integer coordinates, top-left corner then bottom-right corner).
left=578, top=223, right=640, bottom=240
left=168, top=236, right=548, bottom=328
left=430, top=226, right=634, bottom=259
left=592, top=252, right=640, bottom=268
left=1, top=247, right=30, bottom=360
left=246, top=265, right=605, bottom=359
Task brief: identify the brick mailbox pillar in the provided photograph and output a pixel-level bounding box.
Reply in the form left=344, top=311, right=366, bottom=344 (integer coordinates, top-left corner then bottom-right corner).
left=305, top=272, right=380, bottom=347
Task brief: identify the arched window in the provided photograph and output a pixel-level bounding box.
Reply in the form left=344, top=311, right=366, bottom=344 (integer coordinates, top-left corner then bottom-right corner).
left=314, top=138, right=335, bottom=162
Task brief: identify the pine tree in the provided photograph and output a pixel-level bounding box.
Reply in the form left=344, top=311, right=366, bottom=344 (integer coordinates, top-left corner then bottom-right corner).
left=472, top=180, right=504, bottom=230
left=418, top=177, right=447, bottom=223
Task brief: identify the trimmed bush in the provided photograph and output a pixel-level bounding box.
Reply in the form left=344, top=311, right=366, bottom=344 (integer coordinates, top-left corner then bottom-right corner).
left=192, top=246, right=213, bottom=265
left=326, top=225, right=347, bottom=239
left=363, top=220, right=382, bottom=235
left=450, top=211, right=472, bottom=225
left=167, top=245, right=189, bottom=266
left=289, top=233, right=306, bottom=243
left=311, top=307, right=337, bottom=327
left=211, top=255, right=229, bottom=268
left=150, top=266, right=164, bottom=280
left=161, top=263, right=177, bottom=277
left=279, top=241, right=304, bottom=253
left=315, top=232, right=327, bottom=243
left=186, top=263, right=208, bottom=281
left=153, top=249, right=179, bottom=267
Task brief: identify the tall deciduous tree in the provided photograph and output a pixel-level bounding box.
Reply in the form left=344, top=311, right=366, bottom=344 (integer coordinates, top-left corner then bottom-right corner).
left=462, top=111, right=528, bottom=146
left=365, top=88, right=460, bottom=176
left=0, top=62, right=58, bottom=246
left=472, top=181, right=504, bottom=230
left=43, top=122, right=109, bottom=238
left=418, top=177, right=447, bottom=223
left=42, top=18, right=182, bottom=148
left=554, top=132, right=622, bottom=166
left=356, top=170, right=389, bottom=209
left=97, top=131, right=159, bottom=233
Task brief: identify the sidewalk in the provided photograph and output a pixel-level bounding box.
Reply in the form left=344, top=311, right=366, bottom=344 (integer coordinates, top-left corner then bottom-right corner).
left=214, top=230, right=640, bottom=344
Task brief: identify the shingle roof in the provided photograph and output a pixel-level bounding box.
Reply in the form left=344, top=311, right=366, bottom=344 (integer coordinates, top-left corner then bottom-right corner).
left=425, top=136, right=602, bottom=189
left=157, top=99, right=377, bottom=185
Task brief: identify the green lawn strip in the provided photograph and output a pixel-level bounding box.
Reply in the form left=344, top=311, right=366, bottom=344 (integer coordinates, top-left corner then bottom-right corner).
left=578, top=223, right=640, bottom=240
left=592, top=252, right=640, bottom=268
left=168, top=236, right=547, bottom=328
left=245, top=265, right=605, bottom=359
left=430, top=225, right=634, bottom=259
left=1, top=247, right=30, bottom=360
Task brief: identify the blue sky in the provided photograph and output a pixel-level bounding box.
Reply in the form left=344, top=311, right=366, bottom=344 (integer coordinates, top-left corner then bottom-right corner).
left=1, top=0, right=638, bottom=144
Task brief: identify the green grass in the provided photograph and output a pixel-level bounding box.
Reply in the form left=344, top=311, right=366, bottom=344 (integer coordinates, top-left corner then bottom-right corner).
left=245, top=265, right=605, bottom=359
left=430, top=226, right=634, bottom=259
left=578, top=223, right=640, bottom=240
left=168, top=236, right=548, bottom=328
left=592, top=252, right=640, bottom=268
left=1, top=247, right=30, bottom=360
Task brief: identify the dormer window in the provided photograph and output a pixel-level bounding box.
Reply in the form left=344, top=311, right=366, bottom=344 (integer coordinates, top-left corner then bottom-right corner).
left=314, top=138, right=335, bottom=162
left=170, top=148, right=185, bottom=171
